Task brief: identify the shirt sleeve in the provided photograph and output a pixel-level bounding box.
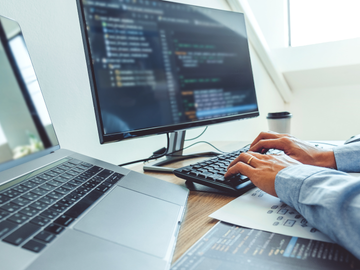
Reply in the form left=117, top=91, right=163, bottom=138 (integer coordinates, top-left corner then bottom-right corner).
left=333, top=142, right=360, bottom=172
left=275, top=164, right=360, bottom=260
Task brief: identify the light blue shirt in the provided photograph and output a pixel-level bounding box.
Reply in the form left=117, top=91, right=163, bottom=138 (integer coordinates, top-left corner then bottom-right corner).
left=275, top=143, right=360, bottom=260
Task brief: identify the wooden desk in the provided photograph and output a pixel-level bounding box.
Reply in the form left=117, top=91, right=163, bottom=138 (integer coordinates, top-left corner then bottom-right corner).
left=130, top=141, right=249, bottom=263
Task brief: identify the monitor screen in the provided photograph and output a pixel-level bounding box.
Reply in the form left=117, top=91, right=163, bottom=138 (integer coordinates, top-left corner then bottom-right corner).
left=77, top=0, right=259, bottom=143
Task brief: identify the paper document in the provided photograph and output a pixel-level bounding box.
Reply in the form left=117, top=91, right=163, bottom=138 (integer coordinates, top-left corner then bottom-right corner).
left=210, top=188, right=332, bottom=242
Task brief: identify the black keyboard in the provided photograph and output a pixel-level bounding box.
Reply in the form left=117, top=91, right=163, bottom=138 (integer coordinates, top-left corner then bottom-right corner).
left=174, top=145, right=255, bottom=195
left=0, top=158, right=123, bottom=253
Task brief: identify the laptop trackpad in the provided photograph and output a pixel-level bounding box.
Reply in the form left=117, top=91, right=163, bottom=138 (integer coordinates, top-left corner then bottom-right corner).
left=73, top=186, right=181, bottom=259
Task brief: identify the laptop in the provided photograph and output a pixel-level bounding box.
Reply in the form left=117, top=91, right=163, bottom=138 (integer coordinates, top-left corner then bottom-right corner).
left=0, top=14, right=188, bottom=270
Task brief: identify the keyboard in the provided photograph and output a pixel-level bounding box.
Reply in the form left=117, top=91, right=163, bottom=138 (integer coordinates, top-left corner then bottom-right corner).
left=0, top=158, right=123, bottom=253
left=174, top=145, right=255, bottom=195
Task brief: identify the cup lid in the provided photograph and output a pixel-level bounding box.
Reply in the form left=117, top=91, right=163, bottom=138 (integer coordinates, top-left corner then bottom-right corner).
left=267, top=111, right=292, bottom=119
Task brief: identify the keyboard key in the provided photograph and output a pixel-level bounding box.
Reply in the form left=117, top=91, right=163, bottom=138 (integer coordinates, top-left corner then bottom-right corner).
left=39, top=183, right=55, bottom=191
left=12, top=185, right=29, bottom=193
left=45, top=224, right=64, bottom=235
left=19, top=207, right=40, bottom=217
left=64, top=162, right=76, bottom=168
left=74, top=187, right=88, bottom=197
left=11, top=197, right=31, bottom=207
left=30, top=201, right=48, bottom=211
left=66, top=170, right=79, bottom=176
left=54, top=215, right=74, bottom=227
left=31, top=188, right=48, bottom=196
left=46, top=191, right=62, bottom=200
left=108, top=173, right=124, bottom=183
left=0, top=210, right=10, bottom=219
left=61, top=173, right=75, bottom=180
left=73, top=175, right=88, bottom=183
left=30, top=216, right=51, bottom=227
left=30, top=177, right=45, bottom=185
left=40, top=209, right=59, bottom=220
left=0, top=194, right=11, bottom=204
left=45, top=171, right=59, bottom=177
left=34, top=230, right=56, bottom=243
left=47, top=180, right=62, bottom=187
left=3, top=223, right=41, bottom=246
left=96, top=184, right=112, bottom=193
left=68, top=179, right=82, bottom=187
left=216, top=176, right=226, bottom=182
left=0, top=220, right=18, bottom=238
left=98, top=169, right=113, bottom=178
left=65, top=190, right=103, bottom=218
left=62, top=183, right=75, bottom=190
left=7, top=213, right=29, bottom=224
left=49, top=202, right=68, bottom=213
left=21, top=192, right=40, bottom=201
left=38, top=195, right=57, bottom=205
left=0, top=203, right=21, bottom=213
left=58, top=198, right=74, bottom=207
left=22, top=239, right=46, bottom=253
left=38, top=174, right=53, bottom=181
left=53, top=176, right=68, bottom=183
left=21, top=181, right=38, bottom=189
left=2, top=190, right=20, bottom=199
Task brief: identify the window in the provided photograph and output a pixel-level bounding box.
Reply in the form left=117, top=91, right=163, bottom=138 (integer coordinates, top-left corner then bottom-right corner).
left=289, top=0, right=360, bottom=47
left=0, top=124, right=6, bottom=145
left=9, top=35, right=52, bottom=127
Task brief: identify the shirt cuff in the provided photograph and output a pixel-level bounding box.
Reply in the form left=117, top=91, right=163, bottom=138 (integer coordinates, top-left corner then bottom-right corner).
left=333, top=143, right=360, bottom=172
left=275, top=164, right=327, bottom=211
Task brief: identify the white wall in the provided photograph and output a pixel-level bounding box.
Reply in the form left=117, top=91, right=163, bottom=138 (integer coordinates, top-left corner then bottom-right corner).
left=0, top=0, right=285, bottom=165
left=246, top=0, right=288, bottom=49
left=244, top=0, right=360, bottom=141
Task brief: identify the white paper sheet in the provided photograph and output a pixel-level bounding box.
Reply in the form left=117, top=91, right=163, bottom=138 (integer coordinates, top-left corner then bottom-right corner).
left=210, top=188, right=333, bottom=242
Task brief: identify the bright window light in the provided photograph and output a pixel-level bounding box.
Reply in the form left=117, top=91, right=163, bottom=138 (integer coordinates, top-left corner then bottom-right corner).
left=289, top=0, right=360, bottom=47
left=9, top=35, right=52, bottom=126
left=0, top=124, right=7, bottom=145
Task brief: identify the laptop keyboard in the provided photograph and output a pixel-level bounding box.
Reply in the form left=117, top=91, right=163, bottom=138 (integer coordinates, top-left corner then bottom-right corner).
left=0, top=158, right=124, bottom=253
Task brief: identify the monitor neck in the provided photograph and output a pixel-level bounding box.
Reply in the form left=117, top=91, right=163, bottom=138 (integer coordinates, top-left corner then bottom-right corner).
left=143, top=130, right=219, bottom=173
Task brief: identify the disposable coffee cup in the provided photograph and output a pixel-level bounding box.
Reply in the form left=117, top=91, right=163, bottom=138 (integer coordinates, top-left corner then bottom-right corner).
left=267, top=112, right=292, bottom=134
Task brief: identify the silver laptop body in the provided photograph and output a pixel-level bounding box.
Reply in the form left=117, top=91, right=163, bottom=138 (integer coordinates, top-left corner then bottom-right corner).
left=0, top=14, right=188, bottom=270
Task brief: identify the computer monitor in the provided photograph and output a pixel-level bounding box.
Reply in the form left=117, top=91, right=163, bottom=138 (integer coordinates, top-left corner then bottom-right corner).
left=76, top=0, right=259, bottom=171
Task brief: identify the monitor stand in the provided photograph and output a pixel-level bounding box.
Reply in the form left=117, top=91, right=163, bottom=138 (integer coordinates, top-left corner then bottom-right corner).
left=143, top=130, right=219, bottom=173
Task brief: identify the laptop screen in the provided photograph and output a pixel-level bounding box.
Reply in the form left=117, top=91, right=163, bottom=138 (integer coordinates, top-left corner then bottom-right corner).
left=0, top=15, right=59, bottom=172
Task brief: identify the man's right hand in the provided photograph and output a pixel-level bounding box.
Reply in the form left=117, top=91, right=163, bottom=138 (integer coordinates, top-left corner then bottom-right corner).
left=249, top=131, right=337, bottom=169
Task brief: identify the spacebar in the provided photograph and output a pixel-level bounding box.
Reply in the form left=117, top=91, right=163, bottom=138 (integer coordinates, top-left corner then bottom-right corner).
left=64, top=190, right=104, bottom=218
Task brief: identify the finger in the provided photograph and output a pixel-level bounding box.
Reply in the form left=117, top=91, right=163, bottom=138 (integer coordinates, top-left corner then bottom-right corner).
left=227, top=152, right=257, bottom=169
left=250, top=131, right=280, bottom=148
left=224, top=160, right=255, bottom=178
left=249, top=138, right=286, bottom=153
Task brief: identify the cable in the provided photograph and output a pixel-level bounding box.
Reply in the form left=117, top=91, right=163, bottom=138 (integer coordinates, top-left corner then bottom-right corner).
left=168, top=140, right=228, bottom=157
left=185, top=126, right=208, bottom=141
left=118, top=133, right=170, bottom=167
left=118, top=135, right=229, bottom=167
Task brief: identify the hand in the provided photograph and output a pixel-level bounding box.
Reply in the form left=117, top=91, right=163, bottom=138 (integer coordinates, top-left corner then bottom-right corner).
left=249, top=131, right=337, bottom=169
left=225, top=152, right=301, bottom=197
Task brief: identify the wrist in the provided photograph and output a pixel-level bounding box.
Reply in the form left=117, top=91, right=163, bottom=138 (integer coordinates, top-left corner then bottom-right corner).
left=314, top=150, right=337, bottom=169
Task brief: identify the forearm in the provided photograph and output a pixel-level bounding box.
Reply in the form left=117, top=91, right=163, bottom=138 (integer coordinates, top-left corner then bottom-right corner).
left=334, top=142, right=360, bottom=172
left=275, top=165, right=360, bottom=260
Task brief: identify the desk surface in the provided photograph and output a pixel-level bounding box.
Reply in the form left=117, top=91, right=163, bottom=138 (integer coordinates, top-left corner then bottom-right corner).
left=130, top=141, right=248, bottom=263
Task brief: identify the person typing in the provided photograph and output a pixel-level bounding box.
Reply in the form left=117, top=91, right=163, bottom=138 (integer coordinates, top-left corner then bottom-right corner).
left=225, top=131, right=360, bottom=260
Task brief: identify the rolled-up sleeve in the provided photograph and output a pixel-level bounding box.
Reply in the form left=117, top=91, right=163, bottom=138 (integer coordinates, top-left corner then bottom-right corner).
left=334, top=142, right=360, bottom=172
left=275, top=164, right=360, bottom=260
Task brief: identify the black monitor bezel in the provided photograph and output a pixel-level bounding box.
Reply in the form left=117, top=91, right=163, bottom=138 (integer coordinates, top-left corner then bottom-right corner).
left=76, top=0, right=259, bottom=144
